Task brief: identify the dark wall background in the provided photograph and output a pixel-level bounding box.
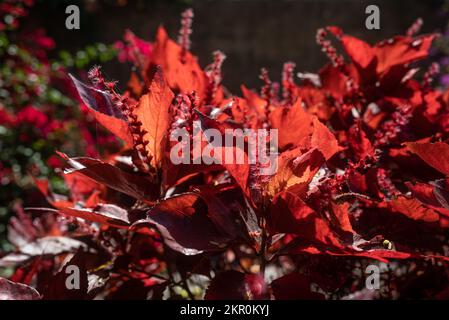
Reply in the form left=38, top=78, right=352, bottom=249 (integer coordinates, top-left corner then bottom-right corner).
left=23, top=0, right=446, bottom=92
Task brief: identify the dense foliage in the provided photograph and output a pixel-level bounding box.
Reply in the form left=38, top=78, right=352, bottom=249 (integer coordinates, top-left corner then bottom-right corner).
left=1, top=7, right=449, bottom=300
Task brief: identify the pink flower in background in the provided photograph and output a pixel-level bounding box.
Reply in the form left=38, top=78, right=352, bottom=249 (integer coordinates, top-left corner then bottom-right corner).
left=46, top=154, right=62, bottom=168
left=0, top=107, right=15, bottom=126
left=115, top=30, right=152, bottom=64
left=16, top=106, right=61, bottom=137
left=30, top=29, right=55, bottom=50
left=21, top=29, right=55, bottom=60
left=16, top=106, right=48, bottom=128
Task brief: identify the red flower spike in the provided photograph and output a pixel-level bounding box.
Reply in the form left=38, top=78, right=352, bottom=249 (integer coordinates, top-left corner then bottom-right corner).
left=282, top=61, right=296, bottom=105
left=406, top=17, right=423, bottom=37
left=178, top=8, right=194, bottom=62
left=205, top=50, right=226, bottom=106
left=316, top=27, right=345, bottom=68
left=423, top=62, right=440, bottom=88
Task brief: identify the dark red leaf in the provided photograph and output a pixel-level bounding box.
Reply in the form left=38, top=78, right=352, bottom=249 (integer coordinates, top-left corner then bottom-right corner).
left=269, top=98, right=314, bottom=150
left=149, top=26, right=208, bottom=98
left=64, top=156, right=159, bottom=202
left=0, top=278, right=41, bottom=300
left=42, top=250, right=89, bottom=300
left=406, top=142, right=449, bottom=176
left=271, top=273, right=324, bottom=300
left=69, top=74, right=134, bottom=146
left=57, top=204, right=130, bottom=228
left=205, top=271, right=266, bottom=300
left=133, top=193, right=235, bottom=255
left=386, top=196, right=439, bottom=223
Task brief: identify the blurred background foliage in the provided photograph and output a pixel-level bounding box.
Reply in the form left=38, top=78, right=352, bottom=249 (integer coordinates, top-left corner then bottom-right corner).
left=0, top=0, right=118, bottom=251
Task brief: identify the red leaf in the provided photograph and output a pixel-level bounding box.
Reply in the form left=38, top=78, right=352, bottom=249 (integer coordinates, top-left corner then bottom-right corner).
left=288, top=242, right=420, bottom=263
left=269, top=191, right=315, bottom=234
left=405, top=181, right=442, bottom=208
left=266, top=148, right=324, bottom=197
left=63, top=171, right=103, bottom=203
left=387, top=196, right=439, bottom=223
left=195, top=111, right=250, bottom=194
left=270, top=192, right=343, bottom=248
left=134, top=69, right=174, bottom=167
left=405, top=142, right=449, bottom=176
left=319, top=64, right=350, bottom=100
left=311, top=117, right=340, bottom=160
left=64, top=156, right=159, bottom=202
left=348, top=121, right=374, bottom=160
left=57, top=204, right=130, bottom=228
left=269, top=98, right=314, bottom=150
left=375, top=34, right=436, bottom=75
left=149, top=26, right=208, bottom=98
left=297, top=85, right=333, bottom=120
left=69, top=74, right=133, bottom=146
left=240, top=85, right=266, bottom=109
left=269, top=100, right=339, bottom=159
left=340, top=35, right=375, bottom=69
left=161, top=159, right=221, bottom=189
left=331, top=202, right=355, bottom=234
